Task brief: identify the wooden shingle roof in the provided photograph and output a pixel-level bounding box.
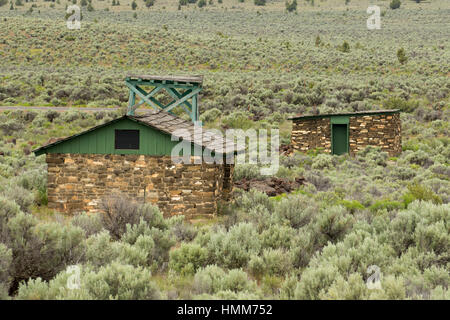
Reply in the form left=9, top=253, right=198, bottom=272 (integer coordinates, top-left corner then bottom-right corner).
left=131, top=110, right=243, bottom=154
left=33, top=110, right=243, bottom=156
left=126, top=74, right=203, bottom=84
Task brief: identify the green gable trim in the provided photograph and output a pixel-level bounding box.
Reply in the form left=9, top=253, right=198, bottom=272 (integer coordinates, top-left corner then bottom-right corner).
left=289, top=109, right=400, bottom=122
left=33, top=116, right=233, bottom=157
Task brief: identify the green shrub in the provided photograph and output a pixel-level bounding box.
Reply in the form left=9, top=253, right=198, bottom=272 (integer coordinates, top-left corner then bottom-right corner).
left=85, top=231, right=119, bottom=267
left=403, top=183, right=442, bottom=207
left=260, top=224, right=297, bottom=250
left=338, top=200, right=365, bottom=214
left=370, top=199, right=405, bottom=212
left=0, top=196, right=22, bottom=242
left=279, top=273, right=298, bottom=299
left=1, top=185, right=34, bottom=212
left=221, top=269, right=257, bottom=293
left=6, top=212, right=86, bottom=294
left=100, top=195, right=167, bottom=240
left=222, top=111, right=253, bottom=129
left=17, top=262, right=161, bottom=300
left=311, top=154, right=334, bottom=170
left=248, top=255, right=265, bottom=280
left=121, top=220, right=175, bottom=270
left=320, top=273, right=368, bottom=300
left=254, top=0, right=266, bottom=5
left=289, top=229, right=318, bottom=269
left=294, top=265, right=340, bottom=299
left=274, top=194, right=317, bottom=228
left=285, top=0, right=297, bottom=12
left=71, top=212, right=103, bottom=237
left=315, top=206, right=354, bottom=243
left=207, top=223, right=261, bottom=269
left=0, top=244, right=12, bottom=299
left=338, top=41, right=350, bottom=53
left=383, top=97, right=418, bottom=113
left=397, top=47, right=407, bottom=64
left=193, top=265, right=227, bottom=295
left=169, top=243, right=208, bottom=275
left=261, top=248, right=293, bottom=276
left=390, top=0, right=401, bottom=10
left=233, top=164, right=263, bottom=180
left=200, top=108, right=222, bottom=123
left=168, top=215, right=198, bottom=242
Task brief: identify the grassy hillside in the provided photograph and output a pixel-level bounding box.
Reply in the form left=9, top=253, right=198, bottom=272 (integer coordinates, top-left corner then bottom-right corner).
left=0, top=0, right=449, bottom=300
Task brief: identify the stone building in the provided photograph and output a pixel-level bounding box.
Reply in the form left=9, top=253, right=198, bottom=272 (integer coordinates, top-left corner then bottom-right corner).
left=289, top=110, right=401, bottom=156
left=33, top=110, right=240, bottom=219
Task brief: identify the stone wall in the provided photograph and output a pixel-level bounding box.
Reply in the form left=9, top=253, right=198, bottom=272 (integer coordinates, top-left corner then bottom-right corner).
left=46, top=153, right=232, bottom=219
left=291, top=118, right=331, bottom=153
left=349, top=113, right=401, bottom=156
left=291, top=113, right=401, bottom=156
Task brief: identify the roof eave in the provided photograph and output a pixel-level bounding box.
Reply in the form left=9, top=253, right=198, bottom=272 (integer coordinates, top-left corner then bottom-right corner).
left=288, top=109, right=401, bottom=121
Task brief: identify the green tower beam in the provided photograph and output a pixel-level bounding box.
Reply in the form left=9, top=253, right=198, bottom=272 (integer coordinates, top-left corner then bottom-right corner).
left=125, top=75, right=203, bottom=123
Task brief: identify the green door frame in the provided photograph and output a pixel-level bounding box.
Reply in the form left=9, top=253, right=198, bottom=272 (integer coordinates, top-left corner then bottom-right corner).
left=331, top=116, right=349, bottom=155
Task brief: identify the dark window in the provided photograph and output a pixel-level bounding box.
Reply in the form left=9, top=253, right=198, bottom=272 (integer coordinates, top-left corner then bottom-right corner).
left=115, top=130, right=140, bottom=150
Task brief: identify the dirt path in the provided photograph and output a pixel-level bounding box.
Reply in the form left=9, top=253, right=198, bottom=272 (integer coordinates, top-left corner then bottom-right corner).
left=0, top=106, right=122, bottom=112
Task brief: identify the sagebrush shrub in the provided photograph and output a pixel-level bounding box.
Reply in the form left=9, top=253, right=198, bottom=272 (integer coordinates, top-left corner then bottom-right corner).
left=311, top=154, right=334, bottom=170
left=294, top=265, right=340, bottom=300
left=6, top=212, right=86, bottom=294
left=121, top=220, right=175, bottom=270
left=1, top=185, right=34, bottom=212
left=274, top=194, right=317, bottom=228
left=192, top=265, right=227, bottom=295
left=261, top=248, right=293, bottom=277
left=0, top=244, right=12, bottom=299
left=17, top=262, right=161, bottom=300
left=168, top=215, right=198, bottom=242
left=319, top=273, right=368, bottom=300
left=100, top=195, right=167, bottom=240
left=71, top=212, right=103, bottom=237
left=221, top=269, right=257, bottom=293
left=169, top=243, right=208, bottom=275
left=260, top=224, right=297, bottom=250
left=315, top=205, right=354, bottom=243
left=207, top=223, right=261, bottom=269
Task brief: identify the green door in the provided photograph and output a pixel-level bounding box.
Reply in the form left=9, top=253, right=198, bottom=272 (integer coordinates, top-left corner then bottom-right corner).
left=332, top=124, right=348, bottom=155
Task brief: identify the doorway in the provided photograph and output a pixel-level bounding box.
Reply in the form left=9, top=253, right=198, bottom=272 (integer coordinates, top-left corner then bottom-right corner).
left=332, top=123, right=348, bottom=155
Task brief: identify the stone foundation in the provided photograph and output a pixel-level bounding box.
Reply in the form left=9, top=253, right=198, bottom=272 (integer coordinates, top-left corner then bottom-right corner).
left=291, top=113, right=401, bottom=156
left=46, top=153, right=233, bottom=219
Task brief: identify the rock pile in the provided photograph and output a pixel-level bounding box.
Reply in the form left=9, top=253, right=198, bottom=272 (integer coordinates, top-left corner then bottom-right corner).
left=234, top=177, right=305, bottom=197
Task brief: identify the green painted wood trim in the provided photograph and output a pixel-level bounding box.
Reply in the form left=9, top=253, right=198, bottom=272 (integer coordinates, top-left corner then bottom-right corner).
left=330, top=116, right=350, bottom=124
left=124, top=79, right=202, bottom=122
left=331, top=122, right=349, bottom=155
left=289, top=109, right=400, bottom=121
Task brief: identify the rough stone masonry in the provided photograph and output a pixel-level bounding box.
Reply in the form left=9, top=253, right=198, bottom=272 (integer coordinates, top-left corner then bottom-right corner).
left=291, top=113, right=401, bottom=156
left=46, top=153, right=233, bottom=219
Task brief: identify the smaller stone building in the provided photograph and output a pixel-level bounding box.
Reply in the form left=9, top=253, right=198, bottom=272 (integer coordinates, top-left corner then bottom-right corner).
left=33, top=110, right=240, bottom=219
left=289, top=110, right=401, bottom=156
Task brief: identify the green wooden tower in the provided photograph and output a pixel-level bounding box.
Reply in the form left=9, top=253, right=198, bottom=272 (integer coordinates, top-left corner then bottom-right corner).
left=125, top=74, right=203, bottom=123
